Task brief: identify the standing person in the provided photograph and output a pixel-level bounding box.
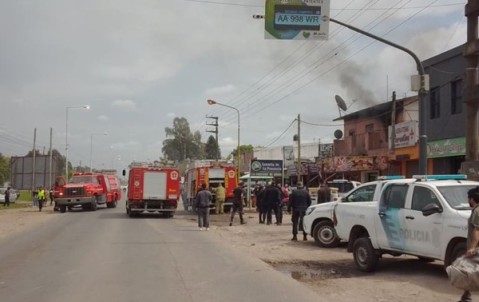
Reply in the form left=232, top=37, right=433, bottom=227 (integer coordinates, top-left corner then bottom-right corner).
left=317, top=180, right=331, bottom=204
left=262, top=182, right=281, bottom=225
left=3, top=187, right=11, bottom=207
left=215, top=183, right=226, bottom=214
left=287, top=181, right=312, bottom=241
left=254, top=184, right=265, bottom=223
left=37, top=187, right=46, bottom=212
left=49, top=187, right=54, bottom=206
left=32, top=188, right=39, bottom=208
left=194, top=183, right=212, bottom=231
left=230, top=181, right=246, bottom=226
left=457, top=186, right=479, bottom=302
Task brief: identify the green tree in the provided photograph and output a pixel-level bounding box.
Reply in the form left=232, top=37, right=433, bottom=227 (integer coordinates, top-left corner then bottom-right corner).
left=0, top=153, right=10, bottom=185
left=162, top=117, right=204, bottom=161
left=230, top=144, right=254, bottom=161
left=205, top=135, right=221, bottom=159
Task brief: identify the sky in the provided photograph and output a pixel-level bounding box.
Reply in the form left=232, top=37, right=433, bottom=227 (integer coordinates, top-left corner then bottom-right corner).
left=0, top=0, right=468, bottom=173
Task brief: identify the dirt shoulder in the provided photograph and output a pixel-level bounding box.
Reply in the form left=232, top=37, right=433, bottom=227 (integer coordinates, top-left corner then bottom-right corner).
left=0, top=203, right=57, bottom=241
left=188, top=208, right=464, bottom=302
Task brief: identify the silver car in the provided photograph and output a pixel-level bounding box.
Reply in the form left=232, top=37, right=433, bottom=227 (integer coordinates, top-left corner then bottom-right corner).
left=0, top=188, right=18, bottom=203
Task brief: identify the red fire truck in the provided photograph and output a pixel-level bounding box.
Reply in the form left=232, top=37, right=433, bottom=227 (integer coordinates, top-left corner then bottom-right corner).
left=184, top=160, right=238, bottom=212
left=54, top=172, right=122, bottom=213
left=123, top=163, right=180, bottom=218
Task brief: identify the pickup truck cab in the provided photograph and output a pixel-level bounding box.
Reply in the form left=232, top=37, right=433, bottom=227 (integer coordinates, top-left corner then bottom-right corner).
left=334, top=174, right=479, bottom=272
left=303, top=176, right=404, bottom=248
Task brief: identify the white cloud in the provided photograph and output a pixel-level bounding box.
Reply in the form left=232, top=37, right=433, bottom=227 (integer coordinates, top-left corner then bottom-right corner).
left=204, top=84, right=237, bottom=97
left=112, top=99, right=138, bottom=111
left=167, top=112, right=176, bottom=119
left=97, top=115, right=110, bottom=121
left=11, top=98, right=24, bottom=104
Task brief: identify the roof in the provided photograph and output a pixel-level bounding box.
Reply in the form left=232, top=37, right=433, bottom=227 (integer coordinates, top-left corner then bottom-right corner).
left=333, top=101, right=392, bottom=122
left=333, top=95, right=416, bottom=122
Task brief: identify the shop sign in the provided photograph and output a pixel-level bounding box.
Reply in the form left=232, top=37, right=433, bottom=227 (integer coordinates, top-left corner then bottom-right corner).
left=394, top=121, right=418, bottom=148
left=427, top=137, right=466, bottom=158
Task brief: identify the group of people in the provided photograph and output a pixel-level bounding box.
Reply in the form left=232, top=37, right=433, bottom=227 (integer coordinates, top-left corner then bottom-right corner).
left=253, top=182, right=287, bottom=225
left=193, top=179, right=313, bottom=242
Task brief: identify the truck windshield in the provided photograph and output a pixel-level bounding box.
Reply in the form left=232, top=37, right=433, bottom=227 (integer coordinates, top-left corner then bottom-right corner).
left=70, top=176, right=99, bottom=184
left=437, top=185, right=476, bottom=210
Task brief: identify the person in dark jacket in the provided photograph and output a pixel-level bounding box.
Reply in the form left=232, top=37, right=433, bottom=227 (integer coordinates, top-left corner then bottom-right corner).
left=3, top=187, right=11, bottom=207
left=287, top=181, right=312, bottom=241
left=317, top=180, right=331, bottom=203
left=262, top=182, right=281, bottom=225
left=254, top=184, right=265, bottom=223
left=230, top=181, right=246, bottom=226
left=195, top=183, right=212, bottom=230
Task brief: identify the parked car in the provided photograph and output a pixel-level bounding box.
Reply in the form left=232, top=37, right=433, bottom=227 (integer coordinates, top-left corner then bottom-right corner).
left=326, top=179, right=361, bottom=197
left=0, top=188, right=18, bottom=203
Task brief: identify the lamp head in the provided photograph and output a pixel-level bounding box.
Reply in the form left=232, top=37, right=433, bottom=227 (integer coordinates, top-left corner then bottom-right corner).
left=207, top=99, right=216, bottom=105
left=84, top=105, right=91, bottom=110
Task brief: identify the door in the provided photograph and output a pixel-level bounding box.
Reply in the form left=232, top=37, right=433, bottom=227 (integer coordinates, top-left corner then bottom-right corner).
left=375, top=184, right=409, bottom=251
left=401, top=185, right=443, bottom=258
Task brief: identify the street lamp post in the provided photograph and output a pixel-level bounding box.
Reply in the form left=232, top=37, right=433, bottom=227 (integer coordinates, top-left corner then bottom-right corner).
left=207, top=99, right=241, bottom=179
left=65, top=105, right=90, bottom=181
left=90, top=132, right=108, bottom=173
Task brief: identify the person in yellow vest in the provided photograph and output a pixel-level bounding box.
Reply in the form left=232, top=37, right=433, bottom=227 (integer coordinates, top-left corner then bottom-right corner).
left=37, top=187, right=46, bottom=212
left=215, top=183, right=226, bottom=214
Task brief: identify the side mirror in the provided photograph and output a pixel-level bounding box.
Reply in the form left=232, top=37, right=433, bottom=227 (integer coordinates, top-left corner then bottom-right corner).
left=122, top=169, right=126, bottom=176
left=422, top=203, right=443, bottom=216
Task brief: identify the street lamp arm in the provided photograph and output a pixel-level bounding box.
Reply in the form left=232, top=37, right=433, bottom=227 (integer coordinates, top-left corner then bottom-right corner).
left=328, top=17, right=428, bottom=175
left=207, top=99, right=241, bottom=179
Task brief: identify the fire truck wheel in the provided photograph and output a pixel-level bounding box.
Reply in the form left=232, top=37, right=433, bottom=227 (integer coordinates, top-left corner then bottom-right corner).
left=60, top=206, right=66, bottom=213
left=91, top=199, right=97, bottom=211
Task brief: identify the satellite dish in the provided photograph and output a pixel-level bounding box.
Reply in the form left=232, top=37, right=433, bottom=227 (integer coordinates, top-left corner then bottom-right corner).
left=334, top=129, right=343, bottom=139
left=335, top=95, right=348, bottom=111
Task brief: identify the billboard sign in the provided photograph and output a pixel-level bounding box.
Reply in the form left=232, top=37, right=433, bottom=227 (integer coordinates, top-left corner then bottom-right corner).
left=265, top=0, right=330, bottom=40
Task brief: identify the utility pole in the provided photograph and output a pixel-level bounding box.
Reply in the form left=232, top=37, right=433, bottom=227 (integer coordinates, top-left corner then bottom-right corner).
left=461, top=1, right=479, bottom=179
left=297, top=114, right=301, bottom=184
left=32, top=128, right=36, bottom=193
left=206, top=115, right=219, bottom=160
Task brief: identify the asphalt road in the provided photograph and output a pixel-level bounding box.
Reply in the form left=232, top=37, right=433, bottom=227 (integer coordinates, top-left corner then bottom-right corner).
left=0, top=198, right=323, bottom=302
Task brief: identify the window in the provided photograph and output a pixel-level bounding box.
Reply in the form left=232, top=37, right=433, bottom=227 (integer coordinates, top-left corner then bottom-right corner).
left=345, top=184, right=376, bottom=202
left=365, top=123, right=374, bottom=133
left=451, top=80, right=463, bottom=115
left=382, top=185, right=408, bottom=208
left=430, top=87, right=440, bottom=119
left=411, top=186, right=440, bottom=211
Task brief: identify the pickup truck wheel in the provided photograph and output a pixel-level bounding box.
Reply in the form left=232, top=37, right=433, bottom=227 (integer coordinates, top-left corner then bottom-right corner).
left=313, top=221, right=340, bottom=248
left=353, top=237, right=379, bottom=272
left=446, top=241, right=466, bottom=267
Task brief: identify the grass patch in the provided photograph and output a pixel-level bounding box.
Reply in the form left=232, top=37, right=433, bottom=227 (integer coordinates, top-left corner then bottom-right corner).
left=0, top=201, right=31, bottom=210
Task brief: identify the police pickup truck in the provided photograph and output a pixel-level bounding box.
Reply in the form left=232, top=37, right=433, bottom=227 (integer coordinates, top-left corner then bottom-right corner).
left=303, top=176, right=404, bottom=248
left=333, top=175, right=479, bottom=272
